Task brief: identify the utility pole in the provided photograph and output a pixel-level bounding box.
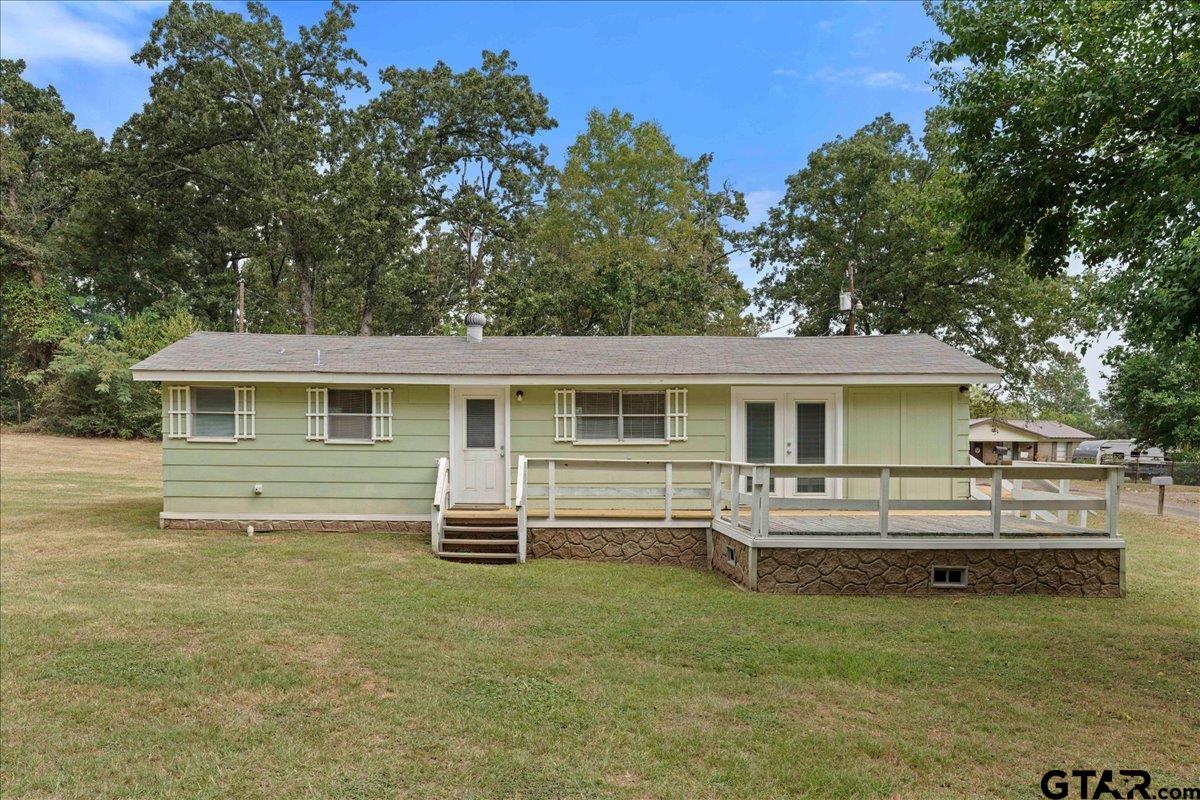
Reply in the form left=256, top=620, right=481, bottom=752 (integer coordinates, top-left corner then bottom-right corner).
left=234, top=255, right=247, bottom=333
left=841, top=260, right=860, bottom=335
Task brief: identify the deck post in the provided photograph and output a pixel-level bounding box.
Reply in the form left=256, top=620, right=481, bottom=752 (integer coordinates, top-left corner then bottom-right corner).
left=664, top=462, right=673, bottom=521
left=991, top=467, right=1003, bottom=538
left=710, top=462, right=721, bottom=519
left=1106, top=467, right=1121, bottom=537
left=756, top=466, right=770, bottom=538
left=547, top=459, right=556, bottom=521
left=730, top=465, right=741, bottom=528
left=749, top=466, right=762, bottom=538
left=1057, top=478, right=1069, bottom=523
left=878, top=466, right=890, bottom=538
left=747, top=544, right=758, bottom=591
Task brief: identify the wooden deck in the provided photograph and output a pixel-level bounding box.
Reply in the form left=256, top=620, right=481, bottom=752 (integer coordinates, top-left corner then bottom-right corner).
left=450, top=505, right=1101, bottom=537
left=762, top=511, right=1098, bottom=537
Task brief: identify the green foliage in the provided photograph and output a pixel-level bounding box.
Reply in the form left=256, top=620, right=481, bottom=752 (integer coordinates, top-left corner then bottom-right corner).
left=488, top=109, right=754, bottom=335
left=922, top=0, right=1200, bottom=338
left=1103, top=337, right=1200, bottom=450
left=922, top=0, right=1200, bottom=446
left=35, top=311, right=198, bottom=438
left=751, top=113, right=1087, bottom=388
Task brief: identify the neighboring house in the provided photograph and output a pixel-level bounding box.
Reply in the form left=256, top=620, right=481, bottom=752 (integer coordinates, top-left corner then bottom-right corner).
left=131, top=319, right=1126, bottom=597
left=968, top=418, right=1093, bottom=465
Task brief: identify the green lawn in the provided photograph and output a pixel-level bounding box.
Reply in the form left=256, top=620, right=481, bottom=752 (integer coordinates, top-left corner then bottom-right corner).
left=1, top=432, right=1197, bottom=799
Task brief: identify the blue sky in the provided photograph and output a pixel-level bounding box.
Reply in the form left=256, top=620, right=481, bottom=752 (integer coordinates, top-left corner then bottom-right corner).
left=0, top=0, right=1113, bottom=392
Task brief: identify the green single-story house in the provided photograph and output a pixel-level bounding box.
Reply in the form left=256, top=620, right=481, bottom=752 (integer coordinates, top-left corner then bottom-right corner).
left=132, top=318, right=1125, bottom=596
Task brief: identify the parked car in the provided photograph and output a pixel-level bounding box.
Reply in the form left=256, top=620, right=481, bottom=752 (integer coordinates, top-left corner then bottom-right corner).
left=1073, top=439, right=1167, bottom=465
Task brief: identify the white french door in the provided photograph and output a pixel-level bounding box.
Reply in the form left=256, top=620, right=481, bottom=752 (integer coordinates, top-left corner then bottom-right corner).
left=732, top=388, right=842, bottom=498
left=451, top=387, right=507, bottom=505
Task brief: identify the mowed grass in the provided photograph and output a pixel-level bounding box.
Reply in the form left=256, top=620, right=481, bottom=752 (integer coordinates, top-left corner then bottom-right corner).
left=1, top=432, right=1197, bottom=799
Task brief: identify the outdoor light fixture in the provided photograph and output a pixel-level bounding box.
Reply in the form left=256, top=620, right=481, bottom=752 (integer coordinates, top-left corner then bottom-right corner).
left=516, top=390, right=524, bottom=402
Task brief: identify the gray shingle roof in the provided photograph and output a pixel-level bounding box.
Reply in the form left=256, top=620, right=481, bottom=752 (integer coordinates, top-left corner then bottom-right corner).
left=132, top=331, right=1001, bottom=378
left=969, top=418, right=1093, bottom=440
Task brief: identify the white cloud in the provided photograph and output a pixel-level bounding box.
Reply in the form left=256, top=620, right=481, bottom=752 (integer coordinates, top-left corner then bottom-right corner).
left=811, top=66, right=929, bottom=93
left=862, top=71, right=905, bottom=87
left=772, top=67, right=799, bottom=78
left=743, top=189, right=782, bottom=226
left=0, top=1, right=162, bottom=67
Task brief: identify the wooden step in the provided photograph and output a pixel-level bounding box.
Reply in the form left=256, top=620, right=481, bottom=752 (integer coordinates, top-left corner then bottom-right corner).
left=441, top=538, right=520, bottom=547
left=443, top=524, right=518, bottom=534
left=436, top=550, right=519, bottom=561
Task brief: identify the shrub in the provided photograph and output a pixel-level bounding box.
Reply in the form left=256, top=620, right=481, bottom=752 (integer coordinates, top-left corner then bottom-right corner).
left=34, top=310, right=197, bottom=438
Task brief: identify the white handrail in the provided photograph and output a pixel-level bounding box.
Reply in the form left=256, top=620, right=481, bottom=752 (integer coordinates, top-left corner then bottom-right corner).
left=515, top=455, right=528, bottom=562
left=431, top=457, right=449, bottom=553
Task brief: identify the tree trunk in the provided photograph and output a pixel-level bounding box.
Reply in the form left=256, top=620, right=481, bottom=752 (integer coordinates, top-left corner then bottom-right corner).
left=359, top=261, right=380, bottom=335
left=298, top=258, right=316, bottom=334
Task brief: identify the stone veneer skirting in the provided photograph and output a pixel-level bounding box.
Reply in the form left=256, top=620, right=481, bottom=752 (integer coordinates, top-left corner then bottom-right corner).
left=527, top=526, right=707, bottom=567
left=162, top=516, right=1123, bottom=596
left=161, top=517, right=430, bottom=533
left=754, top=546, right=1123, bottom=596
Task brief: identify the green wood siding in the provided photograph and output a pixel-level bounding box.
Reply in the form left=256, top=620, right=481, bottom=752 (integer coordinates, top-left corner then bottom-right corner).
left=162, top=383, right=447, bottom=516
left=844, top=386, right=969, bottom=500
left=160, top=380, right=970, bottom=517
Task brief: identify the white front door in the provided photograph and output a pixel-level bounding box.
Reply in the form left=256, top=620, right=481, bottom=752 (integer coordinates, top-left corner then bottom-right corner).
left=451, top=388, right=506, bottom=505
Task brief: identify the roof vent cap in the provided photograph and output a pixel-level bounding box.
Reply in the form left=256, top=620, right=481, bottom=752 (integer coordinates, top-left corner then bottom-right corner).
left=465, top=312, right=485, bottom=342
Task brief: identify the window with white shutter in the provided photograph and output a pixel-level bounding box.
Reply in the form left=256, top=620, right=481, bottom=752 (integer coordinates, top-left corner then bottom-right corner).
left=554, top=388, right=687, bottom=444
left=666, top=388, right=687, bottom=441
left=371, top=388, right=393, bottom=441
left=554, top=389, right=575, bottom=442
left=308, top=387, right=392, bottom=443
left=234, top=386, right=255, bottom=439
left=306, top=387, right=327, bottom=440
left=166, top=386, right=189, bottom=439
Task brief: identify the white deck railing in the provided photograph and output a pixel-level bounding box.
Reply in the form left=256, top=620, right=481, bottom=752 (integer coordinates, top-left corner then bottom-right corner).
left=710, top=461, right=1123, bottom=539
left=503, top=457, right=1122, bottom=562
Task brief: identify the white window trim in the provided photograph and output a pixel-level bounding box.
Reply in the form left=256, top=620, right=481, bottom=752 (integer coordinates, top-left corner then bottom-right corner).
left=183, top=385, right=253, bottom=443
left=308, top=387, right=392, bottom=444
left=556, top=388, right=687, bottom=445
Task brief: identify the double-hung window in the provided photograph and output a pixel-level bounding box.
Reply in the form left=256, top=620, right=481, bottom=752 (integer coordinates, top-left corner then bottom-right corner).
left=306, top=387, right=392, bottom=443
left=166, top=386, right=255, bottom=441
left=556, top=389, right=687, bottom=444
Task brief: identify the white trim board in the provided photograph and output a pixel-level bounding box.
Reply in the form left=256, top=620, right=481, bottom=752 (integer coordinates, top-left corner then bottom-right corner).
left=160, top=512, right=429, bottom=522
left=134, top=370, right=1000, bottom=386
left=709, top=518, right=1124, bottom=550
left=528, top=519, right=709, bottom=529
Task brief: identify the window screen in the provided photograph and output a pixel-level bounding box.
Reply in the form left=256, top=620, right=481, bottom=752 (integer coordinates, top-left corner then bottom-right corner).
left=192, top=387, right=235, bottom=438
left=465, top=398, right=496, bottom=448
left=795, top=402, right=826, bottom=493
left=328, top=389, right=372, bottom=441
left=745, top=402, right=775, bottom=463
left=745, top=402, right=775, bottom=492
left=577, top=391, right=619, bottom=441
left=621, top=392, right=665, bottom=440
